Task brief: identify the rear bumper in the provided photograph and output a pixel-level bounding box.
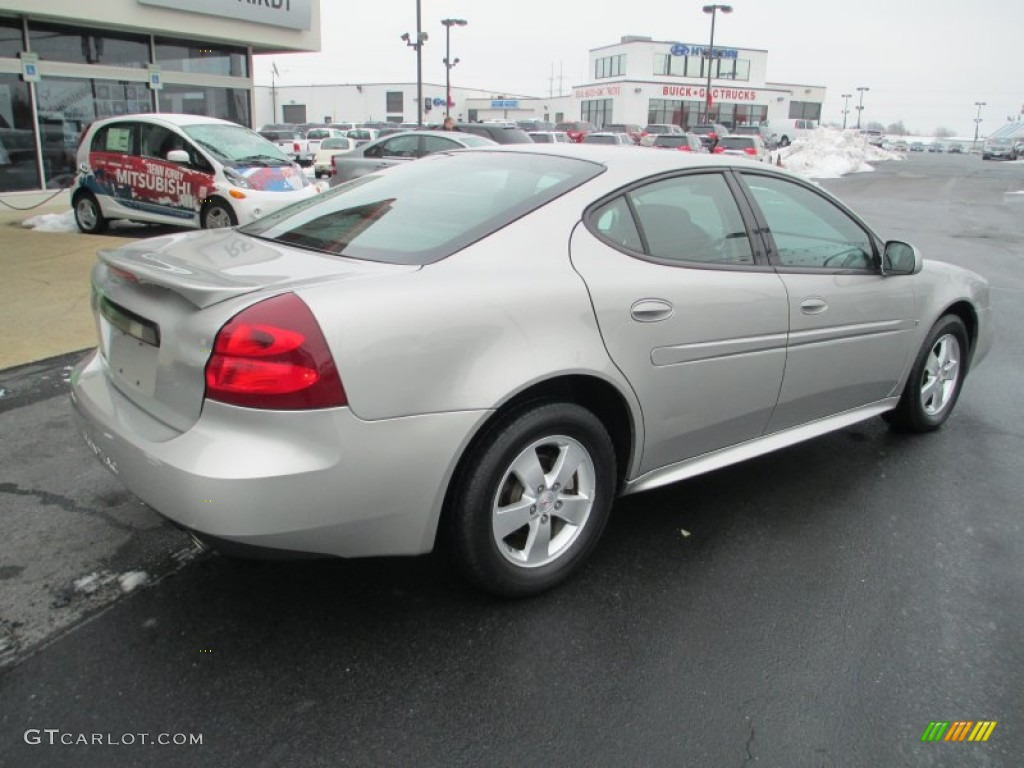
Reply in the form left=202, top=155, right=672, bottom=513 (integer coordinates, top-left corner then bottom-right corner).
left=70, top=351, right=488, bottom=558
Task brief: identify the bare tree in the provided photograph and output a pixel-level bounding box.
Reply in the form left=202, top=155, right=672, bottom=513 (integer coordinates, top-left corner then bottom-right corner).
left=934, top=127, right=955, bottom=138
left=886, top=121, right=908, bottom=136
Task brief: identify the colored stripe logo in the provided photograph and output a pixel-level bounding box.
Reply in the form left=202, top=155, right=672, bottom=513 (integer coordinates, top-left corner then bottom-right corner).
left=921, top=721, right=997, bottom=742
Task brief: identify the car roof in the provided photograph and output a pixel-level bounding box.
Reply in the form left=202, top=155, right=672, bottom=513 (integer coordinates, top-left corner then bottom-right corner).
left=91, top=113, right=240, bottom=129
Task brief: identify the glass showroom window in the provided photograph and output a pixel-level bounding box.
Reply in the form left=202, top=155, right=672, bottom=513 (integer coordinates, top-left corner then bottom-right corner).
left=581, top=99, right=613, bottom=128
left=34, top=77, right=100, bottom=187
left=0, top=16, right=25, bottom=59
left=155, top=38, right=248, bottom=77
left=788, top=101, right=822, bottom=121
left=28, top=22, right=149, bottom=68
left=159, top=84, right=251, bottom=127
left=0, top=73, right=41, bottom=192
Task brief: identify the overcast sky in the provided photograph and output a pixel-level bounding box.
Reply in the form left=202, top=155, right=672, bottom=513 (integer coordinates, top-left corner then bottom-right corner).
left=254, top=1, right=1024, bottom=137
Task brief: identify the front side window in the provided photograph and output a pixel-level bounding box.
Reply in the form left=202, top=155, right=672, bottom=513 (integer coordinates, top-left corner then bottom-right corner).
left=378, top=135, right=420, bottom=158
left=422, top=136, right=462, bottom=154
left=740, top=174, right=875, bottom=270
left=627, top=174, right=754, bottom=265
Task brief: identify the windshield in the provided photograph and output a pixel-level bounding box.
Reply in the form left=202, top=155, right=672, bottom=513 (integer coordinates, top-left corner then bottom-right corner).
left=240, top=152, right=603, bottom=265
left=184, top=124, right=293, bottom=166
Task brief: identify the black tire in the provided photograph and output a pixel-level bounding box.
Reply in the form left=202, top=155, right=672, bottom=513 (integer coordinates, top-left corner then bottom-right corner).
left=73, top=191, right=108, bottom=234
left=885, top=315, right=969, bottom=433
left=445, top=402, right=617, bottom=597
left=201, top=198, right=238, bottom=229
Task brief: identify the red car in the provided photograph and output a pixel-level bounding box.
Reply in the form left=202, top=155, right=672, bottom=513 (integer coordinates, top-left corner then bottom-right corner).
left=554, top=121, right=597, bottom=143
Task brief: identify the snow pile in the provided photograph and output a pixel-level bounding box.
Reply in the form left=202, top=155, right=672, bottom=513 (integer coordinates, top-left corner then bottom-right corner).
left=118, top=571, right=150, bottom=593
left=22, top=210, right=78, bottom=233
left=778, top=128, right=901, bottom=180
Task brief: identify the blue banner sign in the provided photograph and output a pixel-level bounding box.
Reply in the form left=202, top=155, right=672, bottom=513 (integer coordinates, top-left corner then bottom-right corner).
left=670, top=43, right=738, bottom=59
left=490, top=100, right=519, bottom=109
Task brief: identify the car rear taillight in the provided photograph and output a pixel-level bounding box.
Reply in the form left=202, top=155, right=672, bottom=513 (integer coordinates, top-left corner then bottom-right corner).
left=205, top=293, right=346, bottom=410
left=678, top=146, right=693, bottom=152
left=330, top=155, right=337, bottom=176
left=713, top=147, right=725, bottom=154
left=293, top=141, right=301, bottom=152
left=709, top=132, right=718, bottom=141
left=743, top=147, right=757, bottom=155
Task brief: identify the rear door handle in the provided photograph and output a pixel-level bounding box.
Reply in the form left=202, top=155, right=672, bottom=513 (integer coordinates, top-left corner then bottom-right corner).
left=631, top=299, right=674, bottom=323
left=800, top=298, right=828, bottom=315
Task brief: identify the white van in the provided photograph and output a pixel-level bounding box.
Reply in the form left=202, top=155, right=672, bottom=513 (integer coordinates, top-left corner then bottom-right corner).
left=776, top=119, right=818, bottom=147
left=72, top=114, right=318, bottom=234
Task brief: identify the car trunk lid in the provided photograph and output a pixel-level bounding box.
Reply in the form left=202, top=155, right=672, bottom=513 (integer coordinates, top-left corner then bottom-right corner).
left=92, top=228, right=419, bottom=431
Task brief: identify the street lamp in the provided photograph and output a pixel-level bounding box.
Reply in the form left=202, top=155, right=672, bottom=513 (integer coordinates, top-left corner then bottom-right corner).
left=441, top=18, right=467, bottom=119
left=855, top=85, right=869, bottom=130
left=701, top=4, right=732, bottom=124
left=400, top=0, right=428, bottom=126
left=973, top=101, right=986, bottom=150
left=841, top=93, right=852, bottom=130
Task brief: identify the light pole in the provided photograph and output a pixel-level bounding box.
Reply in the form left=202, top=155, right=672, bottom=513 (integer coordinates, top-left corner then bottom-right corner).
left=841, top=93, right=852, bottom=129
left=973, top=101, right=986, bottom=150
left=441, top=18, right=467, bottom=119
left=400, top=0, right=428, bottom=126
left=701, top=4, right=732, bottom=124
left=855, top=86, right=869, bottom=129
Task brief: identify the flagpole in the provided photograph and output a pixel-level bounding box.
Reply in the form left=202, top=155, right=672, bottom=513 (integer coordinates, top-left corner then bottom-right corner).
left=271, top=61, right=279, bottom=123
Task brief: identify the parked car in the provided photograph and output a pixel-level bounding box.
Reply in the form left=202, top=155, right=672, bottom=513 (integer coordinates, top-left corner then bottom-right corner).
left=329, top=130, right=496, bottom=184
left=981, top=137, right=1018, bottom=160
left=454, top=123, right=534, bottom=144
left=891, top=140, right=909, bottom=152
left=641, top=123, right=685, bottom=146
left=517, top=120, right=556, bottom=132
left=713, top=134, right=769, bottom=162
left=603, top=124, right=644, bottom=144
left=71, top=144, right=992, bottom=597
left=928, top=142, right=944, bottom=153
left=689, top=123, right=729, bottom=150
left=732, top=124, right=778, bottom=150
left=73, top=113, right=316, bottom=233
left=582, top=132, right=634, bottom=146
left=554, top=121, right=597, bottom=143
left=313, top=137, right=358, bottom=178
left=859, top=129, right=885, bottom=147
left=304, top=127, right=348, bottom=156
left=345, top=128, right=380, bottom=147
left=947, top=143, right=963, bottom=154
left=259, top=128, right=313, bottom=166
left=651, top=134, right=706, bottom=152
left=528, top=131, right=572, bottom=144
left=910, top=142, right=926, bottom=152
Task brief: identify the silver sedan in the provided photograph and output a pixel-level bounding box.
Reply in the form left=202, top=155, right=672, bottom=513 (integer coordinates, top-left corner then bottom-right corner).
left=328, top=129, right=496, bottom=184
left=71, top=145, right=993, bottom=596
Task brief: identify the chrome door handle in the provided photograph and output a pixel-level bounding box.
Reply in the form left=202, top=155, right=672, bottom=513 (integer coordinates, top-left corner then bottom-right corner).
left=630, top=299, right=674, bottom=322
left=800, top=298, right=828, bottom=315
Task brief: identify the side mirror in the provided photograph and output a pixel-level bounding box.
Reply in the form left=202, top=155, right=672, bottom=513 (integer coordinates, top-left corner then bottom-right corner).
left=882, top=240, right=922, bottom=276
left=166, top=149, right=190, bottom=164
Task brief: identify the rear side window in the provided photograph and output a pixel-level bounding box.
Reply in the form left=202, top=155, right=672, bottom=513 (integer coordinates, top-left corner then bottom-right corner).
left=240, top=152, right=603, bottom=264
left=92, top=124, right=135, bottom=154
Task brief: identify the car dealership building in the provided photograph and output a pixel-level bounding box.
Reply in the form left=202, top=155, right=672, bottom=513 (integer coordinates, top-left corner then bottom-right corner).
left=0, top=0, right=320, bottom=197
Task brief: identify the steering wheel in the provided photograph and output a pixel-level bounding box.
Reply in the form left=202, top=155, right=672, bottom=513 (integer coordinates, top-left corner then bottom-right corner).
left=823, top=248, right=869, bottom=269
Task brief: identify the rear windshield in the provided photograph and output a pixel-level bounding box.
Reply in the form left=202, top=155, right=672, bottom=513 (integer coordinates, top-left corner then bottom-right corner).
left=320, top=138, right=350, bottom=149
left=529, top=133, right=554, bottom=143
left=583, top=135, right=616, bottom=144
left=653, top=136, right=688, bottom=147
left=240, top=152, right=604, bottom=265
left=718, top=137, right=755, bottom=149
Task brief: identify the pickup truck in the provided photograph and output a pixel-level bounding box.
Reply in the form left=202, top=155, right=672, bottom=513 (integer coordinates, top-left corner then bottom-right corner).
left=259, top=128, right=314, bottom=166
left=304, top=128, right=349, bottom=157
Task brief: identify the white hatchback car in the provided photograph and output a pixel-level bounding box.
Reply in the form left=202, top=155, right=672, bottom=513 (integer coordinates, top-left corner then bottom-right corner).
left=72, top=114, right=318, bottom=233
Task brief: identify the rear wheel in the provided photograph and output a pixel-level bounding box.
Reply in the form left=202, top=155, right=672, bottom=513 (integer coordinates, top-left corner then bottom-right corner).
left=201, top=199, right=238, bottom=229
left=73, top=192, right=108, bottom=234
left=446, top=402, right=616, bottom=597
left=886, top=315, right=969, bottom=433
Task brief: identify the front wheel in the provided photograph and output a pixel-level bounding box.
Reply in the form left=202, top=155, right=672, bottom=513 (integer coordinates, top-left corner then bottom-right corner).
left=73, top=192, right=108, bottom=234
left=885, top=315, right=969, bottom=433
left=445, top=402, right=617, bottom=597
left=201, top=199, right=238, bottom=229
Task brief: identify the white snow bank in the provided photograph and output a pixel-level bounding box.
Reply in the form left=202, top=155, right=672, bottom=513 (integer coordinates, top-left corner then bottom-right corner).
left=118, top=571, right=150, bottom=593
left=22, top=210, right=78, bottom=233
left=778, top=128, right=901, bottom=180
